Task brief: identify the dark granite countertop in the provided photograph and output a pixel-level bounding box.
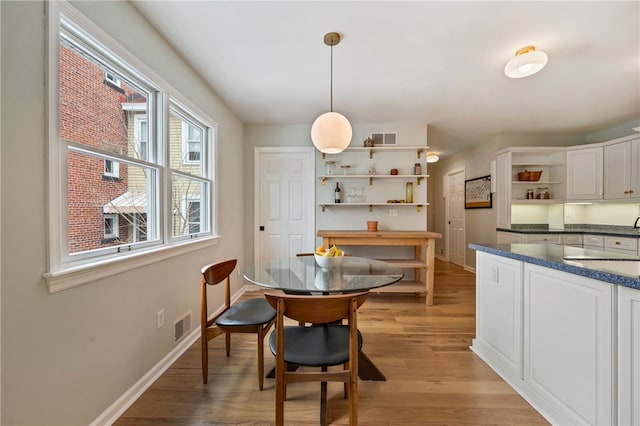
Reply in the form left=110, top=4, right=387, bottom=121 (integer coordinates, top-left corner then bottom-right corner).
left=496, top=224, right=640, bottom=238
left=469, top=243, right=640, bottom=290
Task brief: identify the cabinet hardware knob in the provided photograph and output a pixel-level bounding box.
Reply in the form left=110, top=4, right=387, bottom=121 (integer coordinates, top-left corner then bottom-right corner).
left=615, top=241, right=621, bottom=245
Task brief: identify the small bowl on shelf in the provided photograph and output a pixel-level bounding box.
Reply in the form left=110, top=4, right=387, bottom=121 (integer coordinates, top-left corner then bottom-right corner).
left=517, top=171, right=530, bottom=181
left=528, top=170, right=542, bottom=181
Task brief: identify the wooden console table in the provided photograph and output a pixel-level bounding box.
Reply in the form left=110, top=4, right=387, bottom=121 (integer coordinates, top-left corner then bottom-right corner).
left=317, top=230, right=442, bottom=305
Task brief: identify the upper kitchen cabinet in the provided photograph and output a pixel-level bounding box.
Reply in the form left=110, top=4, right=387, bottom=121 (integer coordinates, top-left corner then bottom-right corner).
left=565, top=145, right=603, bottom=200
left=496, top=147, right=565, bottom=228
left=604, top=136, right=640, bottom=201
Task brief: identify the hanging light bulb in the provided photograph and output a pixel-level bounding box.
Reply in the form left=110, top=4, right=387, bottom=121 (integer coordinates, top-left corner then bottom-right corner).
left=311, top=32, right=352, bottom=154
left=504, top=45, right=548, bottom=79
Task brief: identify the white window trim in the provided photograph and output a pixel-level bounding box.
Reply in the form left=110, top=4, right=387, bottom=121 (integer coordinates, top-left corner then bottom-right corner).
left=134, top=114, right=148, bottom=161
left=182, top=195, right=201, bottom=235
left=45, top=1, right=219, bottom=293
left=103, top=214, right=119, bottom=238
left=104, top=70, right=121, bottom=87
left=181, top=121, right=201, bottom=165
left=103, top=159, right=120, bottom=178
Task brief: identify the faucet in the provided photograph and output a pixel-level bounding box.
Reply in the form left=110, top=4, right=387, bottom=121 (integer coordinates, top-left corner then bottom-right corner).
left=635, top=216, right=640, bottom=228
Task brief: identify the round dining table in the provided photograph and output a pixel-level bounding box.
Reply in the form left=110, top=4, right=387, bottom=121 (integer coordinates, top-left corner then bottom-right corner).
left=243, top=255, right=404, bottom=381
left=243, top=255, right=404, bottom=294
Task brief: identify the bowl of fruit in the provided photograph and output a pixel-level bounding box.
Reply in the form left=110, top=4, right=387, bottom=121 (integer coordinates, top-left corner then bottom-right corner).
left=314, top=245, right=345, bottom=269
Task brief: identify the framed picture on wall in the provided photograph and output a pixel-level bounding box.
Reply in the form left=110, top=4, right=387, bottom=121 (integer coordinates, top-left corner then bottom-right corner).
left=465, top=175, right=492, bottom=209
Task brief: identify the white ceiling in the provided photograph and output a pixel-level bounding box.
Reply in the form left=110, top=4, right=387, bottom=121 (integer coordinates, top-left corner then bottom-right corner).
left=132, top=1, right=640, bottom=157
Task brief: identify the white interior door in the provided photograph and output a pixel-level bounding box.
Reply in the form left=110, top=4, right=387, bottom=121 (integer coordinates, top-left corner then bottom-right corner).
left=448, top=169, right=465, bottom=267
left=254, top=148, right=315, bottom=271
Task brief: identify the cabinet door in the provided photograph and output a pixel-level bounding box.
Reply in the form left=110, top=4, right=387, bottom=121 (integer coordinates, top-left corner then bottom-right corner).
left=618, top=286, right=640, bottom=426
left=604, top=236, right=638, bottom=255
left=562, top=234, right=582, bottom=247
left=524, top=234, right=562, bottom=244
left=473, top=252, right=523, bottom=382
left=566, top=147, right=603, bottom=200
left=523, top=264, right=613, bottom=426
left=496, top=231, right=524, bottom=244
left=631, top=137, right=640, bottom=198
left=604, top=141, right=632, bottom=199
left=496, top=152, right=511, bottom=228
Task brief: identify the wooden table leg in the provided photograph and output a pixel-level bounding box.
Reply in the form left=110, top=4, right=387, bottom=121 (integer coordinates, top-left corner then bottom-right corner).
left=426, top=237, right=436, bottom=305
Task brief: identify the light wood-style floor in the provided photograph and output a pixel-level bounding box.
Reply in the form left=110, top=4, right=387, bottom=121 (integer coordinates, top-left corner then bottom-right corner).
left=115, top=260, right=548, bottom=425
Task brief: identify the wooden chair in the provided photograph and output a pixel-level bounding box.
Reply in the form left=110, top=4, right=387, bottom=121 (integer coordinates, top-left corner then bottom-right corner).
left=200, top=259, right=276, bottom=390
left=264, top=291, right=369, bottom=426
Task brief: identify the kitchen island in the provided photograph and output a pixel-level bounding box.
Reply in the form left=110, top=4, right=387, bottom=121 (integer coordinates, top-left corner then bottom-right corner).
left=469, top=243, right=640, bottom=426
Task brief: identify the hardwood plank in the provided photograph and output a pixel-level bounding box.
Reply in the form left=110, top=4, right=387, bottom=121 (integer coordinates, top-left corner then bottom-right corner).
left=114, top=259, right=548, bottom=425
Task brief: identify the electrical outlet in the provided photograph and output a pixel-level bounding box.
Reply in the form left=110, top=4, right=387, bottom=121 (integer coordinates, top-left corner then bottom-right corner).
left=389, top=209, right=398, bottom=217
left=157, top=309, right=165, bottom=328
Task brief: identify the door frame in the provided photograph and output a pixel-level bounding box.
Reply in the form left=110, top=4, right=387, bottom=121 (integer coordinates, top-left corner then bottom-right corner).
left=253, top=147, right=316, bottom=271
left=444, top=167, right=465, bottom=265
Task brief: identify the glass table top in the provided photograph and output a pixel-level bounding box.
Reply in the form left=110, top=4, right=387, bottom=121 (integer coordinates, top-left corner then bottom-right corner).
left=243, top=256, right=404, bottom=294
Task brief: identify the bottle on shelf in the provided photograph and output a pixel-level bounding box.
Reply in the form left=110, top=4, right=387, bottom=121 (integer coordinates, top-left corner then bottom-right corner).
left=406, top=182, right=413, bottom=203
left=334, top=182, right=341, bottom=203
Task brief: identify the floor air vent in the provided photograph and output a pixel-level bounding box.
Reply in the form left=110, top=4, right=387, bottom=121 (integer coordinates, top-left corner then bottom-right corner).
left=174, top=311, right=191, bottom=343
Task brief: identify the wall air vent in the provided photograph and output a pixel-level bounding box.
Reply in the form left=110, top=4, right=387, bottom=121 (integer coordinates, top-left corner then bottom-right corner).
left=370, top=132, right=397, bottom=146
left=173, top=311, right=191, bottom=343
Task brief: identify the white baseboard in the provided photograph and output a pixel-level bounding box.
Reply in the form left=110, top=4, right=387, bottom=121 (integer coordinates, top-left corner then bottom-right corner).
left=90, top=286, right=254, bottom=425
left=464, top=265, right=476, bottom=273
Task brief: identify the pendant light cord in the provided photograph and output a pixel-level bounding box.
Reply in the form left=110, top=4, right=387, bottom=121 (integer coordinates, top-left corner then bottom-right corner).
left=330, top=42, right=333, bottom=112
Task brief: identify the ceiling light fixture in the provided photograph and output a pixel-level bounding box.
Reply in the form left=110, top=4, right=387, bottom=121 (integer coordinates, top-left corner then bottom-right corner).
left=504, top=45, right=548, bottom=79
left=310, top=32, right=352, bottom=154
left=426, top=152, right=440, bottom=163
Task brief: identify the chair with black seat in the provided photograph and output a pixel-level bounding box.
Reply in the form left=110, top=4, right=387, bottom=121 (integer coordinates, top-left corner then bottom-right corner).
left=264, top=291, right=369, bottom=426
left=200, top=259, right=276, bottom=390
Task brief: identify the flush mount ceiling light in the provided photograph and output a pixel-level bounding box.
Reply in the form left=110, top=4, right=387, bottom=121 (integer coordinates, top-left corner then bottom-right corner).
left=426, top=152, right=440, bottom=163
left=311, top=32, right=352, bottom=154
left=504, top=45, right=548, bottom=79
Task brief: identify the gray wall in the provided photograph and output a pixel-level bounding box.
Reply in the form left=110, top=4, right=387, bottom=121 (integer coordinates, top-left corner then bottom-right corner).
left=1, top=1, right=244, bottom=424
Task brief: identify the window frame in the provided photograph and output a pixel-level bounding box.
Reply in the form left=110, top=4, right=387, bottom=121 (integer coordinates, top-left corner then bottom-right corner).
left=182, top=121, right=202, bottom=164
left=103, top=214, right=119, bottom=239
left=45, top=2, right=219, bottom=292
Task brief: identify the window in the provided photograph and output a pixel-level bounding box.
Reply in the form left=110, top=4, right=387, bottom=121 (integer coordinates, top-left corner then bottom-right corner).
left=134, top=115, right=148, bottom=161
left=185, top=198, right=201, bottom=234
left=104, top=71, right=121, bottom=87
left=183, top=122, right=201, bottom=163
left=103, top=214, right=118, bottom=239
left=46, top=3, right=218, bottom=290
left=104, top=159, right=120, bottom=178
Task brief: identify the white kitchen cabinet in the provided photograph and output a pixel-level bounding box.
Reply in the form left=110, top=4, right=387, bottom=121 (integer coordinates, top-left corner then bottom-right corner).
left=618, top=286, right=640, bottom=426
left=524, top=234, right=562, bottom=244
left=583, top=234, right=605, bottom=251
left=604, top=235, right=639, bottom=256
left=566, top=146, right=603, bottom=200
left=604, top=137, right=640, bottom=200
left=472, top=252, right=523, bottom=383
left=495, top=147, right=565, bottom=228
left=496, top=231, right=524, bottom=244
left=523, top=263, right=614, bottom=426
left=562, top=233, right=583, bottom=247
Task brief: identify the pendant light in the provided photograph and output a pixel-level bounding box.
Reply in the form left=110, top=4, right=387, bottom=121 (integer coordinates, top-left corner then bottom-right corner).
left=311, top=32, right=352, bottom=154
left=504, top=45, right=548, bottom=79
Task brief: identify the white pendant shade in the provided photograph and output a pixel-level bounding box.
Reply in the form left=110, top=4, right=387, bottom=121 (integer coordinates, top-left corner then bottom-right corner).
left=311, top=111, right=353, bottom=154
left=504, top=46, right=548, bottom=79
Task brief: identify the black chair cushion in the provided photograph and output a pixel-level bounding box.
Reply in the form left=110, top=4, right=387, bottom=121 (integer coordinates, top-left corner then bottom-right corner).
left=269, top=325, right=363, bottom=367
left=215, top=298, right=276, bottom=327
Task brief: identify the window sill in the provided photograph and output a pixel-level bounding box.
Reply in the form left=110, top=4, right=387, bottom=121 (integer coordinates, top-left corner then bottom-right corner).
left=43, top=236, right=219, bottom=293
